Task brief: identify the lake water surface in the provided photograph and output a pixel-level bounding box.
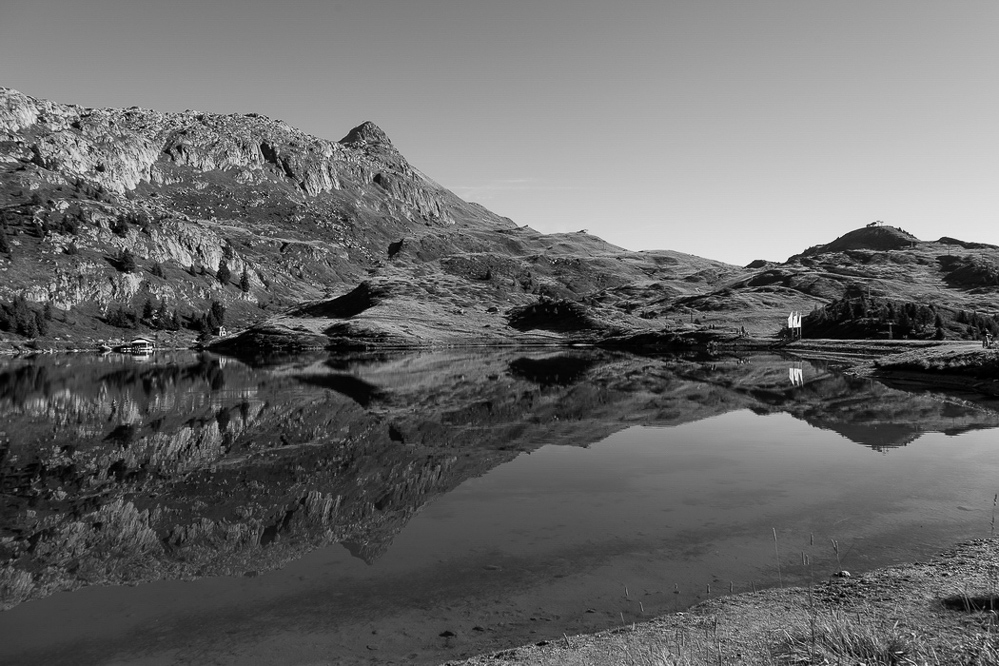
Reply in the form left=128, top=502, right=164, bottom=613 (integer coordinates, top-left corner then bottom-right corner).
left=1, top=350, right=997, bottom=665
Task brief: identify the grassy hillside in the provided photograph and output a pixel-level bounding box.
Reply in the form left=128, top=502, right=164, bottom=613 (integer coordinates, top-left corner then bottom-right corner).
left=0, top=87, right=742, bottom=350
left=2, top=89, right=998, bottom=350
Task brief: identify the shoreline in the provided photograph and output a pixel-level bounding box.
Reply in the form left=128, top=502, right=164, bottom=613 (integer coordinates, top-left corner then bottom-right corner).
left=443, top=536, right=999, bottom=665
left=435, top=338, right=999, bottom=666
left=2, top=339, right=997, bottom=664
left=5, top=336, right=997, bottom=400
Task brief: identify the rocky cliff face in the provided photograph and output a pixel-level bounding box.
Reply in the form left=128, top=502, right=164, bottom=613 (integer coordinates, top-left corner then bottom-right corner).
left=4, top=87, right=996, bottom=351
left=0, top=88, right=515, bottom=344
left=0, top=87, right=746, bottom=349
left=0, top=88, right=468, bottom=220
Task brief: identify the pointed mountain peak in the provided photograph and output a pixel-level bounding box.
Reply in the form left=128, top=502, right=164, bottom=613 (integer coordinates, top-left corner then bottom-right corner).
left=339, top=121, right=393, bottom=148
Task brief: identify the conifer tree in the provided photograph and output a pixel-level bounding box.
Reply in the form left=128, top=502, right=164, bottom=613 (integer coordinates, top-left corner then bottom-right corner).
left=34, top=310, right=47, bottom=336
left=111, top=215, right=129, bottom=237
left=142, top=297, right=155, bottom=322
left=155, top=302, right=170, bottom=327
left=12, top=296, right=35, bottom=336
left=216, top=261, right=231, bottom=285
left=210, top=300, right=226, bottom=328
left=118, top=248, right=137, bottom=273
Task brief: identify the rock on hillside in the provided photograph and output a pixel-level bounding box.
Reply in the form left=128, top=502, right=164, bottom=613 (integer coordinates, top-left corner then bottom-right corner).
left=0, top=88, right=486, bottom=223
left=4, top=87, right=998, bottom=350
left=0, top=87, right=525, bottom=343
left=0, top=87, right=743, bottom=349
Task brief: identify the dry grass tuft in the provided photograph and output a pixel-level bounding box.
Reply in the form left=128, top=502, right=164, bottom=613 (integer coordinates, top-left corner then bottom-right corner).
left=771, top=610, right=925, bottom=665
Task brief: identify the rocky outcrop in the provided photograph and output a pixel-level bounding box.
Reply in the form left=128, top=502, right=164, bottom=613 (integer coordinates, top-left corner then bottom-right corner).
left=0, top=88, right=462, bottom=224
left=6, top=87, right=996, bottom=352
left=0, top=87, right=757, bottom=349
left=0, top=92, right=506, bottom=347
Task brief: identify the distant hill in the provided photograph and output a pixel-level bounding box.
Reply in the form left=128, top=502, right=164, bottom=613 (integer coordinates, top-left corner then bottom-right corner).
left=794, top=224, right=921, bottom=256
left=1, top=88, right=998, bottom=349
left=663, top=223, right=999, bottom=341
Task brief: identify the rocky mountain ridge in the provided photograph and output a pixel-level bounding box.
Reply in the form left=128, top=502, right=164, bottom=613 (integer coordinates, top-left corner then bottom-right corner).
left=1, top=88, right=457, bottom=215
left=2, top=87, right=999, bottom=350
left=0, top=87, right=745, bottom=349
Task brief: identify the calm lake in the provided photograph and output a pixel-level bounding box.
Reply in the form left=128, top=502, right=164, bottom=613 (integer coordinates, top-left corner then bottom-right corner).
left=1, top=349, right=998, bottom=665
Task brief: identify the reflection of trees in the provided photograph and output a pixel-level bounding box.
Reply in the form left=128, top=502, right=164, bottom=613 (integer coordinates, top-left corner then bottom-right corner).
left=195, top=357, right=228, bottom=391
left=297, top=374, right=386, bottom=407
left=0, top=355, right=249, bottom=429
left=508, top=354, right=597, bottom=387
left=818, top=423, right=921, bottom=452
left=101, top=356, right=229, bottom=394
left=3, top=350, right=999, bottom=611
left=0, top=364, right=52, bottom=406
left=104, top=424, right=141, bottom=449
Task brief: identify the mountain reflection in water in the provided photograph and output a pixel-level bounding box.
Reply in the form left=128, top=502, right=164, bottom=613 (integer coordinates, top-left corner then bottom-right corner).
left=1, top=350, right=998, bottom=665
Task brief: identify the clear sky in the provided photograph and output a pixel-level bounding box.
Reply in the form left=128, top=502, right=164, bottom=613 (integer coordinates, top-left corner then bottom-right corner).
left=1, top=0, right=996, bottom=265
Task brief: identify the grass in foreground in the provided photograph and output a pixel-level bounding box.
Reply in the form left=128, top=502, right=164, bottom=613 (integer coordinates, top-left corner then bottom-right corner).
left=617, top=604, right=999, bottom=666
left=772, top=610, right=927, bottom=665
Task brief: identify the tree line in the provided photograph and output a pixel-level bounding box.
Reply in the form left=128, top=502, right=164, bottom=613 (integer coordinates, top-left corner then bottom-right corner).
left=0, top=294, right=227, bottom=339
left=0, top=296, right=51, bottom=338
left=105, top=297, right=227, bottom=334
left=804, top=293, right=998, bottom=340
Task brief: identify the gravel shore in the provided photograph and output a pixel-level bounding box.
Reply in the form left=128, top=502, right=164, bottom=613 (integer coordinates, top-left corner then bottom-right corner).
left=443, top=340, right=999, bottom=666
left=444, top=538, right=999, bottom=665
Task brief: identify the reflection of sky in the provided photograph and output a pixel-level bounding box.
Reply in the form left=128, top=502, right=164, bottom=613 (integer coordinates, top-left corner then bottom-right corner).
left=387, top=410, right=999, bottom=566
left=4, top=374, right=999, bottom=664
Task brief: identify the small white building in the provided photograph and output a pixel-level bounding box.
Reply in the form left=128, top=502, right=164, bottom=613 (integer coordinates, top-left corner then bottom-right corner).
left=129, top=337, right=154, bottom=354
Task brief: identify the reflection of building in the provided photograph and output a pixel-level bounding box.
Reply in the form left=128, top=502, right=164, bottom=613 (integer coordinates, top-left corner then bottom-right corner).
left=788, top=365, right=804, bottom=386
left=129, top=338, right=154, bottom=354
